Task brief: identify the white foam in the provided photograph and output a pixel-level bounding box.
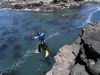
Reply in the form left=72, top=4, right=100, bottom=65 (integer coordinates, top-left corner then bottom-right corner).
left=5, top=49, right=35, bottom=71
left=22, top=8, right=32, bottom=11
left=20, top=8, right=40, bottom=12
left=34, top=8, right=40, bottom=11
left=79, top=6, right=100, bottom=28
left=86, top=7, right=100, bottom=23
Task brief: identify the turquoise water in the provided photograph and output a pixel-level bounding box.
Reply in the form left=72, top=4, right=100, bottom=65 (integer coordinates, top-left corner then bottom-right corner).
left=0, top=3, right=100, bottom=75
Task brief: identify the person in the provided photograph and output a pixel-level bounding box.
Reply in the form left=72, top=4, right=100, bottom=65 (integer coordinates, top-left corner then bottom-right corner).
left=34, top=32, right=49, bottom=58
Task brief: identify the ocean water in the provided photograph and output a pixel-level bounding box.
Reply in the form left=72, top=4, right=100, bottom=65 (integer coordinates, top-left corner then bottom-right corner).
left=0, top=2, right=100, bottom=75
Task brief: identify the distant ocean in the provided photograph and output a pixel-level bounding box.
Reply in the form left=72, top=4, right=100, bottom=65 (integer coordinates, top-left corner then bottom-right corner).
left=0, top=2, right=100, bottom=75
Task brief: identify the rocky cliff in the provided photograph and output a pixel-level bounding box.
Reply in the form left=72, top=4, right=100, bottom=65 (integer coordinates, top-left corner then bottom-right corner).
left=46, top=22, right=100, bottom=75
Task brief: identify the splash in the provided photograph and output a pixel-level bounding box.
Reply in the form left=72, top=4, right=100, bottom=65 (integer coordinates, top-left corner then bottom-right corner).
left=4, top=49, right=35, bottom=72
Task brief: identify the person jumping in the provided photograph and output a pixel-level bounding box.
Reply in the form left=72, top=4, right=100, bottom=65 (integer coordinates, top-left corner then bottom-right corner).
left=34, top=32, right=49, bottom=58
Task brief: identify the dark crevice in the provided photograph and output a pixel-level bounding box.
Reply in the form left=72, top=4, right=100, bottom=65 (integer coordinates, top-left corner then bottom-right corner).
left=83, top=44, right=98, bottom=62
left=74, top=50, right=85, bottom=65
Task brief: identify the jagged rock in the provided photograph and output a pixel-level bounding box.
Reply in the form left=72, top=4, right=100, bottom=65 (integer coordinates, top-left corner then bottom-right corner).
left=87, top=59, right=100, bottom=75
left=0, top=0, right=84, bottom=11
left=0, top=1, right=10, bottom=8
left=46, top=44, right=77, bottom=75
left=46, top=22, right=100, bottom=75
left=81, top=23, right=100, bottom=56
left=79, top=23, right=100, bottom=75
left=70, top=63, right=89, bottom=75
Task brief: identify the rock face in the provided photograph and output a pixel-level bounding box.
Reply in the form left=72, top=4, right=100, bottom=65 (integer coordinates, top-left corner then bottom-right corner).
left=46, top=22, right=100, bottom=75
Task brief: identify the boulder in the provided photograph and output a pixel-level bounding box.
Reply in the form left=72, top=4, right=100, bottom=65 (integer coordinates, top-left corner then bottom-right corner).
left=46, top=44, right=77, bottom=75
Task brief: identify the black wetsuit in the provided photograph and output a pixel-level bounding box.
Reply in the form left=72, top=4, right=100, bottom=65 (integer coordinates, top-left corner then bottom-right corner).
left=38, top=35, right=48, bottom=53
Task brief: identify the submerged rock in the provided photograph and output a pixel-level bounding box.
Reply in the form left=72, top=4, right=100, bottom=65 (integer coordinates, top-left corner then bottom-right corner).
left=14, top=44, right=21, bottom=50
left=24, top=32, right=36, bottom=40
left=2, top=69, right=18, bottom=75
left=32, top=26, right=41, bottom=31
left=46, top=22, right=100, bottom=75
left=13, top=52, right=23, bottom=61
left=0, top=44, right=7, bottom=51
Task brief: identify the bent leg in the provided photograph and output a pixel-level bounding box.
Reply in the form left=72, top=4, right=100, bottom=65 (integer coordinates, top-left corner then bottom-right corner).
left=42, top=43, right=48, bottom=50
left=42, top=44, right=50, bottom=57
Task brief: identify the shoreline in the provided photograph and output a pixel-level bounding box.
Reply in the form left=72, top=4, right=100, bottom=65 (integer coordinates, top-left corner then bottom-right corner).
left=1, top=0, right=100, bottom=12
left=0, top=1, right=85, bottom=12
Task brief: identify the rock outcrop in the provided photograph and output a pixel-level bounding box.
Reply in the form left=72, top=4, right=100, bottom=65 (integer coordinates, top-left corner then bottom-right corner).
left=0, top=0, right=84, bottom=11
left=1, top=0, right=100, bottom=11
left=46, top=22, right=100, bottom=75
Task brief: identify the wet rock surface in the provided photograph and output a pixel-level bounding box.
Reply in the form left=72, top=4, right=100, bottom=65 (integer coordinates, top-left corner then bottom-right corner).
left=46, top=22, right=100, bottom=75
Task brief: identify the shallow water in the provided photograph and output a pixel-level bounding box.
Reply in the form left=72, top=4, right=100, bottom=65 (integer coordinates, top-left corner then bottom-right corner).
left=0, top=3, right=100, bottom=75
